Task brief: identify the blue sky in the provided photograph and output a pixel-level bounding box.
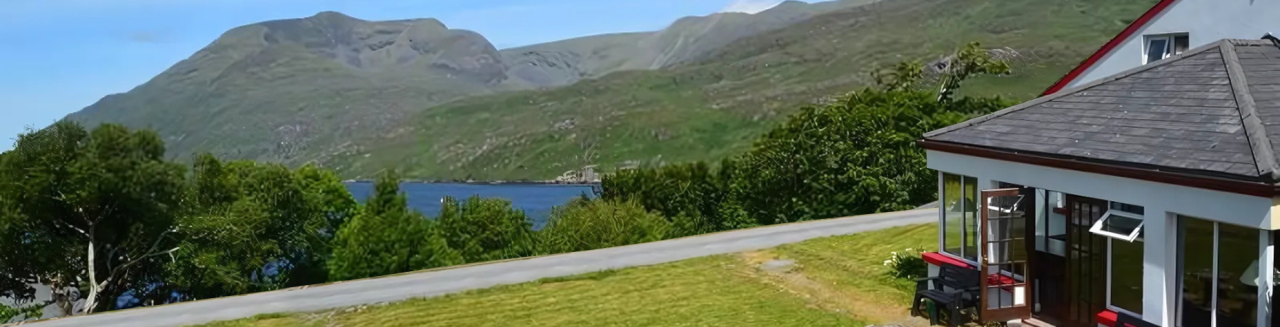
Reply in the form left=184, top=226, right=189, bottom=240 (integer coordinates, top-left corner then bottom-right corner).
left=0, top=0, right=797, bottom=150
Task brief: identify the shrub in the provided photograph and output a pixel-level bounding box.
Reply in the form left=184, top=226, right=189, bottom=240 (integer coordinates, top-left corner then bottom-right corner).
left=437, top=195, right=537, bottom=263
left=539, top=198, right=672, bottom=254
left=883, top=247, right=928, bottom=279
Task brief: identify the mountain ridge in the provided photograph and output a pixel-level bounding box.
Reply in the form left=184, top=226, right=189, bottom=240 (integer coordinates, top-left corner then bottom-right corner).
left=60, top=0, right=1157, bottom=180
left=66, top=1, right=875, bottom=166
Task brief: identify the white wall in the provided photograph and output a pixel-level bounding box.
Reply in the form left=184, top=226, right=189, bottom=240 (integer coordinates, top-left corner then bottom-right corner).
left=1066, top=0, right=1280, bottom=89
left=926, top=150, right=1273, bottom=229
left=928, top=150, right=1274, bottom=326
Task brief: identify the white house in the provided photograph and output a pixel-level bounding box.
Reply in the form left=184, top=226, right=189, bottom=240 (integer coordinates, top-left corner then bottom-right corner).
left=913, top=2, right=1280, bottom=326
left=1044, top=0, right=1280, bottom=95
left=919, top=38, right=1280, bottom=327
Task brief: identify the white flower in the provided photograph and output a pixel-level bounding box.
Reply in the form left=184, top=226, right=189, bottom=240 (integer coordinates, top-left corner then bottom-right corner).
left=905, top=248, right=913, bottom=252
left=891, top=251, right=898, bottom=256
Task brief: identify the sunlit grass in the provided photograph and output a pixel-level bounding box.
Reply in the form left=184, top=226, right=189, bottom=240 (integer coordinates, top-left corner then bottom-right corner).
left=192, top=224, right=940, bottom=327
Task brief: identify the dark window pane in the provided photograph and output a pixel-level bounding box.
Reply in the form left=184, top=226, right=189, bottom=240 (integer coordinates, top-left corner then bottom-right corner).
left=963, top=176, right=979, bottom=261
left=943, top=173, right=963, bottom=257
left=1217, top=223, right=1259, bottom=327
left=1174, top=35, right=1190, bottom=55
left=1111, top=238, right=1144, bottom=314
left=1180, top=217, right=1214, bottom=327
left=1110, top=202, right=1145, bottom=215
left=1147, top=38, right=1170, bottom=63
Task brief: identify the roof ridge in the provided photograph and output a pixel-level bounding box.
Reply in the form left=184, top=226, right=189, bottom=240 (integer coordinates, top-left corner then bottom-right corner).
left=923, top=40, right=1227, bottom=139
left=1220, top=41, right=1280, bottom=182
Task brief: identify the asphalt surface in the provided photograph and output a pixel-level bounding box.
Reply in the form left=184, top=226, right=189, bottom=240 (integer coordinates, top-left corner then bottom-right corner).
left=19, top=209, right=936, bottom=327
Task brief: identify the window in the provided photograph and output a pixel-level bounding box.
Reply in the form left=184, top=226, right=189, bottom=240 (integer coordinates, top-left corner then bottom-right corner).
left=1145, top=33, right=1190, bottom=64
left=1097, top=202, right=1145, bottom=314
left=1111, top=235, right=1145, bottom=314
left=1090, top=202, right=1145, bottom=242
left=1177, top=216, right=1262, bottom=327
left=940, top=173, right=979, bottom=261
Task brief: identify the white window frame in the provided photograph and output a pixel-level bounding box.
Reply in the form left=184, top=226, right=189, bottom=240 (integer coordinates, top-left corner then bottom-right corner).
left=937, top=172, right=980, bottom=264
left=1106, top=236, right=1145, bottom=317
left=1174, top=217, right=1273, bottom=327
left=1089, top=208, right=1145, bottom=242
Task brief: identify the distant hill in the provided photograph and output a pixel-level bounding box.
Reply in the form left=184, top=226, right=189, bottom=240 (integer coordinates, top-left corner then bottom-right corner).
left=501, top=0, right=878, bottom=86
left=64, top=1, right=874, bottom=166
left=63, top=0, right=1156, bottom=180
left=332, top=0, right=1158, bottom=180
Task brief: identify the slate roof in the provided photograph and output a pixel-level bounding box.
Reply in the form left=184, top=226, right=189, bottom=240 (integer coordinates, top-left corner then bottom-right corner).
left=924, top=38, right=1280, bottom=183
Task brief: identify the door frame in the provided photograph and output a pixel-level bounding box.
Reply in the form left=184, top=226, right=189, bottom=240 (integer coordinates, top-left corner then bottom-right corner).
left=979, top=187, right=1034, bottom=322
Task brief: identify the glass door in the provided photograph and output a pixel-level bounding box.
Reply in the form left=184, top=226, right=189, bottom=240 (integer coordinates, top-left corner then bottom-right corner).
left=980, top=188, right=1032, bottom=322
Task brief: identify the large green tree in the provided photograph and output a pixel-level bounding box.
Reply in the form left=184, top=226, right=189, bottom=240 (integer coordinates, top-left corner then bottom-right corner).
left=436, top=195, right=537, bottom=263
left=328, top=171, right=461, bottom=281
left=159, top=155, right=357, bottom=301
left=728, top=42, right=1011, bottom=225
left=0, top=121, right=187, bottom=313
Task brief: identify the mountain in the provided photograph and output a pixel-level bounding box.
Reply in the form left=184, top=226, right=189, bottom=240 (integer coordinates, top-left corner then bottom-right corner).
left=329, top=0, right=1159, bottom=180
left=64, top=0, right=1157, bottom=180
left=68, top=11, right=521, bottom=164
left=500, top=0, right=878, bottom=87
left=64, top=1, right=874, bottom=166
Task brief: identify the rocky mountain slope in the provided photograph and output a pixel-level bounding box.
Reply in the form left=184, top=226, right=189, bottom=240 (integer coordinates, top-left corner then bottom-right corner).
left=64, top=1, right=873, bottom=166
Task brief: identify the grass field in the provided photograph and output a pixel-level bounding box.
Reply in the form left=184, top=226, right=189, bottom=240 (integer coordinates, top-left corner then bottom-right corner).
left=194, top=223, right=938, bottom=327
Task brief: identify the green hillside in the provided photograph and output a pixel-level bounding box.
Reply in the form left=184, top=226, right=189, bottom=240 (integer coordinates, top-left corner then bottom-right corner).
left=62, top=2, right=872, bottom=169
left=331, top=0, right=1156, bottom=180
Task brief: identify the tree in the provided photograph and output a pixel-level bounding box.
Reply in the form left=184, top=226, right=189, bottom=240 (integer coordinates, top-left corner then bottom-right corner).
left=539, top=198, right=671, bottom=254
left=328, top=171, right=461, bottom=281
left=0, top=121, right=187, bottom=313
left=728, top=42, right=1011, bottom=225
left=599, top=42, right=1013, bottom=228
left=601, top=161, right=731, bottom=237
left=437, top=196, right=536, bottom=262
left=159, top=155, right=357, bottom=301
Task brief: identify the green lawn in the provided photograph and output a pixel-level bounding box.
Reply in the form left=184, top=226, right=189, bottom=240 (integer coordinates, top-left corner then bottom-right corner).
left=194, top=224, right=938, bottom=327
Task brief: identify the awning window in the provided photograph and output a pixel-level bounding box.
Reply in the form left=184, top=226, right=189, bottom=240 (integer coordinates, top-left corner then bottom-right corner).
left=1089, top=208, right=1144, bottom=242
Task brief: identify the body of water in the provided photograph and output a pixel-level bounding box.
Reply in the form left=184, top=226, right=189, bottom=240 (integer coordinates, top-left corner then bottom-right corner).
left=344, top=182, right=597, bottom=229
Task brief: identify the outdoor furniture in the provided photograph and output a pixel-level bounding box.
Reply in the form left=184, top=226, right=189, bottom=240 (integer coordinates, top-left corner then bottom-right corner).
left=911, top=262, right=981, bottom=327
left=1116, top=311, right=1159, bottom=327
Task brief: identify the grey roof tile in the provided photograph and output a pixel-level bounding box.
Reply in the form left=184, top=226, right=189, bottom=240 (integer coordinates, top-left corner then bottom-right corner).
left=925, top=38, right=1280, bottom=183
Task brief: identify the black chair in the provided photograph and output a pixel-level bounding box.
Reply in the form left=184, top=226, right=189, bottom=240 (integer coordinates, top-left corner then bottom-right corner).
left=911, top=262, right=981, bottom=327
left=1116, top=311, right=1159, bottom=327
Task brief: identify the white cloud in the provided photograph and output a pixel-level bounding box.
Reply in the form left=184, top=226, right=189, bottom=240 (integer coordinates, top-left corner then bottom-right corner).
left=720, top=0, right=785, bottom=14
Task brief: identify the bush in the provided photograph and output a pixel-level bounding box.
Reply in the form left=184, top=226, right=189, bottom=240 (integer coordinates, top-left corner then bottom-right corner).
left=437, top=196, right=537, bottom=263
left=601, top=159, right=735, bottom=236
left=539, top=198, right=672, bottom=254
left=328, top=171, right=462, bottom=281
left=883, top=247, right=928, bottom=279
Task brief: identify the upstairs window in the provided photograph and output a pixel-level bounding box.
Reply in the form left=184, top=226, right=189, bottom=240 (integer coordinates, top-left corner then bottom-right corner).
left=1144, top=33, right=1190, bottom=64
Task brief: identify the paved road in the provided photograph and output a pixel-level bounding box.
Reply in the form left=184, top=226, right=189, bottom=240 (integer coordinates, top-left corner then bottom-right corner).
left=18, top=209, right=936, bottom=327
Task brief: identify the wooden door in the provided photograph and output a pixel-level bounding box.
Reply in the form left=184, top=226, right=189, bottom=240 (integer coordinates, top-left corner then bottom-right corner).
left=979, top=188, right=1032, bottom=322
left=1065, top=195, right=1108, bottom=327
